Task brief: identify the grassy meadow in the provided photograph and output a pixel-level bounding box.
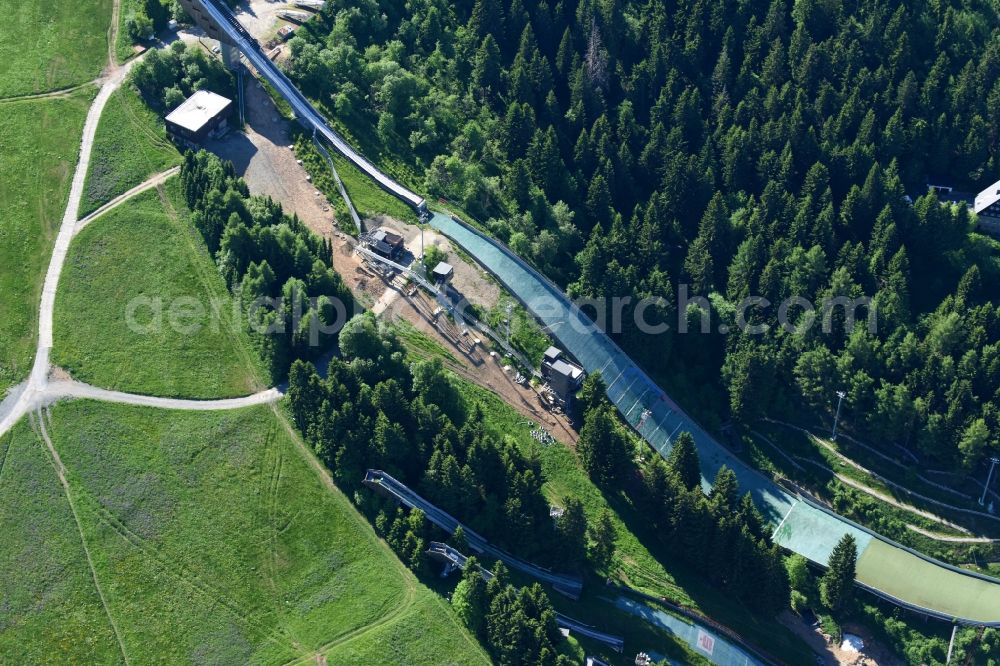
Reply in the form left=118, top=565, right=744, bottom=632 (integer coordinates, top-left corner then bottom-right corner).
left=54, top=179, right=267, bottom=398
left=0, top=90, right=94, bottom=396
left=466, top=381, right=815, bottom=664
left=0, top=0, right=111, bottom=98
left=0, top=400, right=488, bottom=664
left=319, top=594, right=488, bottom=665
left=295, top=134, right=420, bottom=225
left=0, top=418, right=125, bottom=663
left=81, top=84, right=181, bottom=215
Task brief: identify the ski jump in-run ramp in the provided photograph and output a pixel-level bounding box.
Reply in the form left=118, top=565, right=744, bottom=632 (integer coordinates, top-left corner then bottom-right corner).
left=177, top=0, right=427, bottom=214
left=184, top=0, right=1000, bottom=625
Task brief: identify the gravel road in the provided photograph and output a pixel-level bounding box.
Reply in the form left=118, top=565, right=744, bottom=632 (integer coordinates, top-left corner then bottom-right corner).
left=0, top=57, right=284, bottom=441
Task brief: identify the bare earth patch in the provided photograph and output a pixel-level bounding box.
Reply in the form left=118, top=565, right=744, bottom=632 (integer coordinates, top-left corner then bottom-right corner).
left=48, top=367, right=73, bottom=383
left=778, top=612, right=903, bottom=666
left=206, top=80, right=335, bottom=239
left=199, top=50, right=574, bottom=445
left=233, top=0, right=299, bottom=44
left=396, top=297, right=576, bottom=442
left=372, top=214, right=502, bottom=306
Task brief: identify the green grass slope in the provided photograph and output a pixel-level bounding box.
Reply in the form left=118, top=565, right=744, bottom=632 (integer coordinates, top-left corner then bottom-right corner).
left=54, top=179, right=267, bottom=398
left=0, top=90, right=94, bottom=396
left=0, top=0, right=112, bottom=98
left=468, top=382, right=814, bottom=664
left=114, top=0, right=143, bottom=64
left=295, top=135, right=419, bottom=225
left=34, top=400, right=487, bottom=664
left=0, top=419, right=124, bottom=663
left=81, top=84, right=180, bottom=216
left=394, top=319, right=810, bottom=661
left=320, top=594, right=487, bottom=665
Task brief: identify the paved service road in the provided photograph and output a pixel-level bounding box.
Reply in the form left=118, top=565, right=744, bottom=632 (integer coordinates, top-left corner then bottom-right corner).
left=0, top=66, right=128, bottom=441
left=43, top=380, right=282, bottom=410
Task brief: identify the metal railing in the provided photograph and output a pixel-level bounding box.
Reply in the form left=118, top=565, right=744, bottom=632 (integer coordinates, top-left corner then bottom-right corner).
left=312, top=133, right=361, bottom=231
left=363, top=469, right=583, bottom=598
left=425, top=542, right=623, bottom=652
left=198, top=0, right=426, bottom=211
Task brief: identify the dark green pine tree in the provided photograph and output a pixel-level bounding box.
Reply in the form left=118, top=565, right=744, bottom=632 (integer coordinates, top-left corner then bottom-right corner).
left=452, top=554, right=488, bottom=639
left=587, top=510, right=616, bottom=570
left=709, top=466, right=739, bottom=516
left=468, top=0, right=503, bottom=40
left=286, top=359, right=323, bottom=432
left=684, top=191, right=729, bottom=294
left=737, top=492, right=768, bottom=543
left=500, top=102, right=536, bottom=160
left=821, top=533, right=857, bottom=613
left=584, top=173, right=613, bottom=229
left=577, top=403, right=632, bottom=487
left=683, top=233, right=714, bottom=296
left=644, top=456, right=673, bottom=510
left=556, top=496, right=588, bottom=567
left=759, top=541, right=792, bottom=616
left=575, top=370, right=607, bottom=419
left=486, top=584, right=526, bottom=664
left=667, top=431, right=701, bottom=491
left=471, top=35, right=502, bottom=103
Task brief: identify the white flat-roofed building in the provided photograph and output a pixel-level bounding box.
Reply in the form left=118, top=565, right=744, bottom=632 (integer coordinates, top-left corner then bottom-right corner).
left=975, top=178, right=1000, bottom=235
left=165, top=90, right=232, bottom=146
left=431, top=261, right=454, bottom=285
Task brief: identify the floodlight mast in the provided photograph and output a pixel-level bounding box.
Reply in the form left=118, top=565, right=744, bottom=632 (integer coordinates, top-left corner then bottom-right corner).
left=505, top=302, right=513, bottom=345
left=980, top=456, right=1000, bottom=507
left=831, top=390, right=847, bottom=441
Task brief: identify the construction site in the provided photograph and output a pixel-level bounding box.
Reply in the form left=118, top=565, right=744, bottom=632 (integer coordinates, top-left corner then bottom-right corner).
left=166, top=0, right=1000, bottom=660
left=198, top=27, right=582, bottom=444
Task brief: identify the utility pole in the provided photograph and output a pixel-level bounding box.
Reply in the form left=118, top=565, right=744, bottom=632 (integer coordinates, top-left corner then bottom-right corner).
left=419, top=226, right=425, bottom=277
left=946, top=624, right=957, bottom=663
left=505, top=302, right=513, bottom=345
left=831, top=390, right=847, bottom=441
left=979, top=457, right=1000, bottom=506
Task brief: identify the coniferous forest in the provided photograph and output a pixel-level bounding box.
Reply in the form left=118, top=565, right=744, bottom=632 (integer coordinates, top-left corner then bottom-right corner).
left=151, top=1, right=1000, bottom=660
left=285, top=0, right=1000, bottom=474
left=180, top=151, right=352, bottom=380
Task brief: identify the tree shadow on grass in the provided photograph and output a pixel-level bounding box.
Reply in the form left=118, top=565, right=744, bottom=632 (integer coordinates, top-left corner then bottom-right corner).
left=598, top=486, right=817, bottom=664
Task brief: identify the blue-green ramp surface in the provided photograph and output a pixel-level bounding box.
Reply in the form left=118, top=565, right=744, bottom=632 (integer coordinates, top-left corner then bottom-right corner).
left=428, top=211, right=1000, bottom=625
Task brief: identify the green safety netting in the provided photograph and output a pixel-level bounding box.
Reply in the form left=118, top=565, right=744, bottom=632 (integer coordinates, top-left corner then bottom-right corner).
left=430, top=212, right=1000, bottom=624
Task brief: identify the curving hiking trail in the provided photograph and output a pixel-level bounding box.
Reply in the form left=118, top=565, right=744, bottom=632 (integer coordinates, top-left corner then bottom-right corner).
left=0, top=60, right=282, bottom=442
